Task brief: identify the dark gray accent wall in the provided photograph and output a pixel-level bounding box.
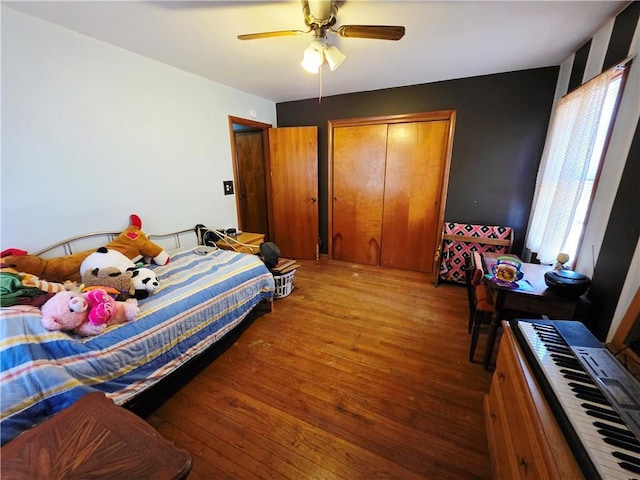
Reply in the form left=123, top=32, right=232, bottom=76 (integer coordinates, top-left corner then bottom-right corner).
left=603, top=1, right=639, bottom=70
left=568, top=40, right=591, bottom=93
left=276, top=67, right=559, bottom=256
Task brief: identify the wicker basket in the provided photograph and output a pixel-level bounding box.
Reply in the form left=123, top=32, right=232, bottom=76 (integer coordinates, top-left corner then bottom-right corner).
left=273, top=270, right=295, bottom=298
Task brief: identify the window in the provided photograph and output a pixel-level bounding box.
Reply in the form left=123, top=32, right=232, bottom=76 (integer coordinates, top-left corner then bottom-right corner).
left=526, top=61, right=629, bottom=266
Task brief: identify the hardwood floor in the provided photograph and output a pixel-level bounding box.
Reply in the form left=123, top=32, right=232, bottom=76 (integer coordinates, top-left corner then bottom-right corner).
left=146, top=257, right=495, bottom=479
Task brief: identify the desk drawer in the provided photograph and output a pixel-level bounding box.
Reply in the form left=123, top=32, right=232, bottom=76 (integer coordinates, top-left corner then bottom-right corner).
left=503, top=295, right=576, bottom=318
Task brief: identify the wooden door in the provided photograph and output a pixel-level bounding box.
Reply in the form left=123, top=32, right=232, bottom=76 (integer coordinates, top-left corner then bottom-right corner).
left=268, top=126, right=318, bottom=260
left=381, top=121, right=449, bottom=273
left=235, top=131, right=268, bottom=235
left=332, top=124, right=388, bottom=265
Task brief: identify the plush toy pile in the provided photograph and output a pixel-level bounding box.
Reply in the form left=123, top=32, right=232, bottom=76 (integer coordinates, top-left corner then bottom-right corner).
left=1, top=213, right=168, bottom=335
left=40, top=289, right=139, bottom=336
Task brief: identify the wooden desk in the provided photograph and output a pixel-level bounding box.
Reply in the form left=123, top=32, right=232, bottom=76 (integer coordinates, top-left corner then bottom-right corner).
left=215, top=232, right=264, bottom=254
left=1, top=392, right=192, bottom=480
left=481, top=253, right=583, bottom=370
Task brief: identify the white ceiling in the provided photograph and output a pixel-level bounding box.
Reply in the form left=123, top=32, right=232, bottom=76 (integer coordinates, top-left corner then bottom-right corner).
left=4, top=0, right=631, bottom=102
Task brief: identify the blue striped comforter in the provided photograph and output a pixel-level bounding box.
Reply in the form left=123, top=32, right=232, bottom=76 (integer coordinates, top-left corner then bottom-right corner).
left=0, top=248, right=274, bottom=445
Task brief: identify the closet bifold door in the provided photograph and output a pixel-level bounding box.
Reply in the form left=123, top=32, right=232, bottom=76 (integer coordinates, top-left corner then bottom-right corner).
left=329, top=110, right=454, bottom=275
left=332, top=124, right=388, bottom=265
left=380, top=121, right=449, bottom=273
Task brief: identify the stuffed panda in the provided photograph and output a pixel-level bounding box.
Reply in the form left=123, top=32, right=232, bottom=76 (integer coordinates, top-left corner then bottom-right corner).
left=131, top=267, right=159, bottom=300
left=80, top=247, right=137, bottom=278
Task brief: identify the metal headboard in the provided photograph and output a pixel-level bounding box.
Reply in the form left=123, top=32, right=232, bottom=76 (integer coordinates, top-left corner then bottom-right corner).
left=33, top=228, right=197, bottom=258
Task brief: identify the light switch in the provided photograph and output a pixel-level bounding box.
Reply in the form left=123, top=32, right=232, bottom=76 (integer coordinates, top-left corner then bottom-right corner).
left=223, top=180, right=234, bottom=195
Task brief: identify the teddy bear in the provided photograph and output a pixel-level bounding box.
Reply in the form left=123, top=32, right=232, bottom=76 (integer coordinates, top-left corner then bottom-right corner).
left=1, top=214, right=170, bottom=284
left=40, top=291, right=90, bottom=333
left=554, top=252, right=570, bottom=271
left=80, top=248, right=138, bottom=299
left=82, top=266, right=135, bottom=301
left=130, top=267, right=159, bottom=300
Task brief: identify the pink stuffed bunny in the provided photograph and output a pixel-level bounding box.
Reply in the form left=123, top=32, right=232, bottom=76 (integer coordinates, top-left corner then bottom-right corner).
left=85, top=289, right=139, bottom=327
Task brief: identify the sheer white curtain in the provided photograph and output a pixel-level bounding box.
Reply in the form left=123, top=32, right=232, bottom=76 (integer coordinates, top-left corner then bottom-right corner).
left=526, top=66, right=622, bottom=264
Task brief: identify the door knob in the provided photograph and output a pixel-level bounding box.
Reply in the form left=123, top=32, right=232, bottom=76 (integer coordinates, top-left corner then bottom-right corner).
left=311, top=197, right=317, bottom=203
left=333, top=196, right=338, bottom=201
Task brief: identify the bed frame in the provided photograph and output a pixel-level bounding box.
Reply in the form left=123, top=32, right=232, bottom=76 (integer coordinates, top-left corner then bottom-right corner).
left=5, top=226, right=274, bottom=424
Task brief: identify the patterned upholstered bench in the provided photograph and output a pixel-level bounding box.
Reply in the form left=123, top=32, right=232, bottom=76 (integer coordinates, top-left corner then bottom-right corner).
left=436, top=222, right=513, bottom=285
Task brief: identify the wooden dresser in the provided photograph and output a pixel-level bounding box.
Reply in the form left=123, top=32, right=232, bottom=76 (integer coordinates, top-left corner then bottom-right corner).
left=484, top=322, right=584, bottom=479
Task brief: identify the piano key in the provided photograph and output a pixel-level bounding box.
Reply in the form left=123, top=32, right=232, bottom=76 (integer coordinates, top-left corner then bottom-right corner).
left=583, top=402, right=621, bottom=418
left=576, top=392, right=611, bottom=407
left=540, top=337, right=569, bottom=348
left=537, top=332, right=565, bottom=341
left=594, top=421, right=640, bottom=441
left=569, top=382, right=608, bottom=397
left=551, top=354, right=583, bottom=370
left=552, top=352, right=580, bottom=361
left=555, top=358, right=586, bottom=370
left=600, top=429, right=640, bottom=451
left=547, top=344, right=572, bottom=354
left=561, top=368, right=593, bottom=383
left=618, top=461, right=640, bottom=475
left=603, top=436, right=640, bottom=454
left=611, top=450, right=640, bottom=468
left=586, top=409, right=626, bottom=425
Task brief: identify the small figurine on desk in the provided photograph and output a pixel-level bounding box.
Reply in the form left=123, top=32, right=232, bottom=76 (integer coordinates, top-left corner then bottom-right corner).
left=554, top=252, right=570, bottom=271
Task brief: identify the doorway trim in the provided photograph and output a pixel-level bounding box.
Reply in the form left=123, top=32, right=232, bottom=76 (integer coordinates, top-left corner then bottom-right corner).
left=228, top=115, right=273, bottom=237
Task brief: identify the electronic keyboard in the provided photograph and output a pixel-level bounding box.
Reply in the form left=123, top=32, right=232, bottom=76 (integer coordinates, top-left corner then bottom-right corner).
left=511, top=318, right=640, bottom=480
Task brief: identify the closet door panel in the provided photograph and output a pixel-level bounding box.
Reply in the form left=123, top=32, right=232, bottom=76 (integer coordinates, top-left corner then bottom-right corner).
left=332, top=124, right=388, bottom=265
left=381, top=121, right=449, bottom=273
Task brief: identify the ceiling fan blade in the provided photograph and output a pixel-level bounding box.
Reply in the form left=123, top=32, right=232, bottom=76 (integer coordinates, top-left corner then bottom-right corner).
left=238, top=30, right=307, bottom=40
left=336, top=25, right=405, bottom=41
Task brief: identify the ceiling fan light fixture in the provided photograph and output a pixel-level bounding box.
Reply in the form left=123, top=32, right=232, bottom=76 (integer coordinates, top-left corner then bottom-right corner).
left=301, top=40, right=325, bottom=74
left=324, top=44, right=346, bottom=71
left=301, top=59, right=320, bottom=74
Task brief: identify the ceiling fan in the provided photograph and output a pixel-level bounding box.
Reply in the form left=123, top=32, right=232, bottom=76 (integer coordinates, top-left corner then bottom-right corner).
left=237, top=0, right=406, bottom=73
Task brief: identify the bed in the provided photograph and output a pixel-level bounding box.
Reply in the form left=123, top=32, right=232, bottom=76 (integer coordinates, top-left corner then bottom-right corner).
left=0, top=228, right=275, bottom=445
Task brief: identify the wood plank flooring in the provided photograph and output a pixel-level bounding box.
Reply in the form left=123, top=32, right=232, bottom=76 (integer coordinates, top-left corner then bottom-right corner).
left=146, top=257, right=495, bottom=479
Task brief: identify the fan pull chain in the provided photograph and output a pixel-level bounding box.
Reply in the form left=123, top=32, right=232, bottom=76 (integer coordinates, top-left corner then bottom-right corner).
left=318, top=66, right=323, bottom=104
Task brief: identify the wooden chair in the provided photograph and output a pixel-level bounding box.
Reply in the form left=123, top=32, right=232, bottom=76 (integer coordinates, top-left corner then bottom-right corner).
left=464, top=251, right=494, bottom=362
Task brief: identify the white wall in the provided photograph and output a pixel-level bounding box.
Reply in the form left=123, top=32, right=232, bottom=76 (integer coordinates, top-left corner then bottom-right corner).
left=1, top=7, right=277, bottom=252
